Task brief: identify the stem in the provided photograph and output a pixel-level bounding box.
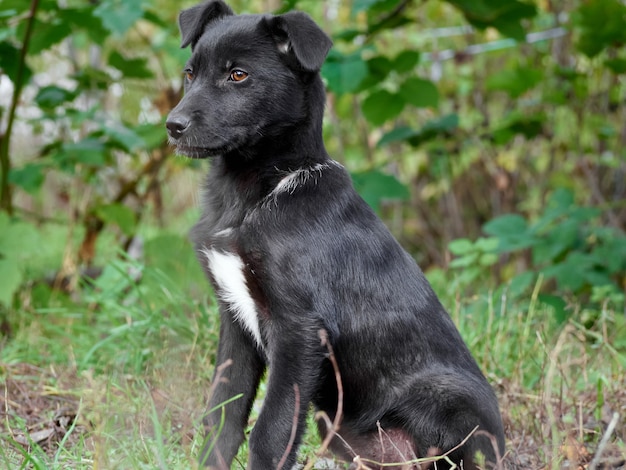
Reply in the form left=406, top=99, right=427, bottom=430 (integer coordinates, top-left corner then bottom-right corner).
left=0, top=0, right=40, bottom=214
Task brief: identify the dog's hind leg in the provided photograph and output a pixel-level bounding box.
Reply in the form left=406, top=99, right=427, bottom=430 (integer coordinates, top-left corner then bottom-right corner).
left=396, top=373, right=504, bottom=470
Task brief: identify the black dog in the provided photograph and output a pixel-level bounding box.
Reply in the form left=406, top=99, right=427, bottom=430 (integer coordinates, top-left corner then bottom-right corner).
left=166, top=1, right=505, bottom=468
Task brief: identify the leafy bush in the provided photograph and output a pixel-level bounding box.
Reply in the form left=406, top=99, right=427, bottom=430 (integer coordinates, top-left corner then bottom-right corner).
left=450, top=188, right=625, bottom=319
left=1, top=0, right=625, bottom=320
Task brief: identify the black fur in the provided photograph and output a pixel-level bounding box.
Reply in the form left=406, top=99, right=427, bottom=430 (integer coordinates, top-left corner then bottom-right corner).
left=166, top=2, right=505, bottom=469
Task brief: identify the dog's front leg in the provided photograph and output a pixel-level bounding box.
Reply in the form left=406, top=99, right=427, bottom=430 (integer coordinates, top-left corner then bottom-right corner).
left=200, top=312, right=264, bottom=469
left=247, top=333, right=325, bottom=470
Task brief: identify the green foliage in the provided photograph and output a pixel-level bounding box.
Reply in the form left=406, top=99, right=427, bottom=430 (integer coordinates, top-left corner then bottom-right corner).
left=450, top=189, right=625, bottom=318
left=351, top=169, right=410, bottom=211
left=486, top=189, right=625, bottom=294
left=378, top=113, right=459, bottom=147
left=322, top=49, right=369, bottom=95
left=445, top=0, right=537, bottom=40
left=361, top=89, right=406, bottom=125
left=572, top=0, right=626, bottom=57
left=94, top=0, right=145, bottom=36
left=485, top=65, right=543, bottom=98
left=0, top=213, right=40, bottom=306
left=1, top=0, right=623, bottom=321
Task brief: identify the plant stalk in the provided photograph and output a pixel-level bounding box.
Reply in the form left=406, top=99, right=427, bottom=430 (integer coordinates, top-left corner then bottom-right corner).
left=0, top=0, right=40, bottom=214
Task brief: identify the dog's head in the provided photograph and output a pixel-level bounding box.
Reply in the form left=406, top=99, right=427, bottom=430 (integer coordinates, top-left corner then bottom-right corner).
left=165, top=0, right=332, bottom=159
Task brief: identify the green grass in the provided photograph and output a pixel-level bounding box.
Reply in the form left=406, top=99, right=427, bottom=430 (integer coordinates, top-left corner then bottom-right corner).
left=1, top=242, right=625, bottom=469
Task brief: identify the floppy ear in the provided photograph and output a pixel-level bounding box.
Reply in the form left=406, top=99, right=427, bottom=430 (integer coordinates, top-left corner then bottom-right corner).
left=179, top=0, right=234, bottom=49
left=265, top=11, right=333, bottom=72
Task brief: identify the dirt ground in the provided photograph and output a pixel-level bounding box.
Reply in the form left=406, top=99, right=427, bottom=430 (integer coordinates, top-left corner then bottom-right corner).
left=1, top=363, right=625, bottom=469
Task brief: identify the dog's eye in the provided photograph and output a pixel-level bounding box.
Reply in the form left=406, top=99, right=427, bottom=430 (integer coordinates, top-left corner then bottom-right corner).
left=184, top=69, right=194, bottom=81
left=229, top=70, right=248, bottom=82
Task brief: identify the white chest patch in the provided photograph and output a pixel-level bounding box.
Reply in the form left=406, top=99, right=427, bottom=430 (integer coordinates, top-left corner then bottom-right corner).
left=202, top=249, right=262, bottom=347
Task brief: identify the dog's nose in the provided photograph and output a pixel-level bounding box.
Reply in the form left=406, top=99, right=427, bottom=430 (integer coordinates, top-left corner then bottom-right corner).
left=166, top=116, right=191, bottom=139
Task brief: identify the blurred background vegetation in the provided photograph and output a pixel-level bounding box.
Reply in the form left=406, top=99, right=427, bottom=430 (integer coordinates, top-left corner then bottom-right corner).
left=0, top=0, right=625, bottom=468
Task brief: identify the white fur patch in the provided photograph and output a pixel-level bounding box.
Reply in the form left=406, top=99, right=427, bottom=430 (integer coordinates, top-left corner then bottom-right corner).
left=277, top=41, right=290, bottom=54
left=214, top=227, right=234, bottom=238
left=202, top=249, right=262, bottom=347
left=263, top=161, right=341, bottom=207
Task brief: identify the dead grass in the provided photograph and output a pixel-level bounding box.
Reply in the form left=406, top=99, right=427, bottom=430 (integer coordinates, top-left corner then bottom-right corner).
left=1, top=299, right=625, bottom=469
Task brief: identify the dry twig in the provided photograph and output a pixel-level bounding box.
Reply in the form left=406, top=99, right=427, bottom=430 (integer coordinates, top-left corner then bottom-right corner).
left=276, top=384, right=301, bottom=470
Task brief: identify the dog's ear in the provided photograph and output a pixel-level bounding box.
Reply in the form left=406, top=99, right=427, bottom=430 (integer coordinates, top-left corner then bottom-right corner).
left=179, top=0, right=234, bottom=49
left=265, top=11, right=332, bottom=72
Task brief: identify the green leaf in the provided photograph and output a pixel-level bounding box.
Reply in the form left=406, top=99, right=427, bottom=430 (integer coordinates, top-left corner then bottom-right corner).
left=531, top=223, right=578, bottom=264
left=0, top=41, right=32, bottom=85
left=361, top=90, right=405, bottom=125
left=605, top=58, right=626, bottom=74
left=55, top=138, right=108, bottom=169
left=483, top=214, right=537, bottom=252
left=359, top=56, right=393, bottom=89
left=334, top=28, right=364, bottom=42
left=60, top=7, right=109, bottom=44
left=493, top=113, right=546, bottom=144
left=475, top=237, right=500, bottom=252
left=0, top=0, right=30, bottom=17
left=351, top=169, right=409, bottom=211
left=352, top=0, right=390, bottom=14
left=0, top=214, right=40, bottom=258
left=399, top=77, right=439, bottom=108
left=479, top=252, right=498, bottom=266
left=93, top=0, right=144, bottom=36
left=486, top=66, right=543, bottom=98
left=9, top=163, right=46, bottom=194
left=508, top=272, right=535, bottom=297
left=135, top=123, right=167, bottom=151
left=35, top=85, right=78, bottom=110
left=548, top=187, right=574, bottom=210
left=393, top=51, right=420, bottom=73
left=377, top=126, right=417, bottom=147
left=96, top=204, right=136, bottom=236
left=73, top=66, right=115, bottom=91
left=17, top=18, right=72, bottom=54
left=573, top=0, right=626, bottom=58
left=591, top=236, right=626, bottom=274
left=108, top=51, right=153, bottom=79
left=445, top=0, right=537, bottom=41
left=378, top=114, right=459, bottom=147
left=412, top=114, right=459, bottom=143
left=539, top=294, right=568, bottom=324
left=484, top=214, right=528, bottom=237
left=322, top=50, right=369, bottom=95
left=102, top=123, right=145, bottom=152
left=0, top=214, right=41, bottom=305
left=543, top=252, right=594, bottom=292
left=0, top=259, right=22, bottom=307
left=450, top=252, right=479, bottom=268
left=142, top=9, right=169, bottom=28
left=448, top=238, right=474, bottom=255
left=583, top=270, right=613, bottom=288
